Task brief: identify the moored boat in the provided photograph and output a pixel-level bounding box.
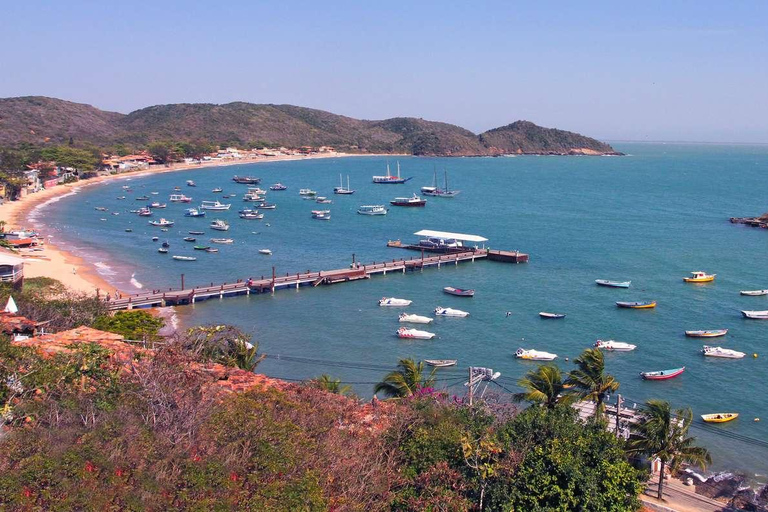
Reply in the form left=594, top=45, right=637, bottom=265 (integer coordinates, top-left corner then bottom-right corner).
left=539, top=312, right=566, bottom=319
left=311, top=209, right=331, bottom=220
left=188, top=231, right=205, bottom=235
left=183, top=237, right=196, bottom=242
left=255, top=202, right=276, bottom=209
left=515, top=348, right=557, bottom=361
left=172, top=255, right=197, bottom=261
left=157, top=247, right=168, bottom=254
left=594, top=339, right=636, bottom=351
left=685, top=329, right=728, bottom=338
left=205, top=247, right=219, bottom=253
left=184, top=208, right=206, bottom=217
left=616, top=301, right=656, bottom=309
left=299, top=188, right=317, bottom=196
left=193, top=245, right=210, bottom=251
left=148, top=218, right=174, bottom=227
left=210, top=220, right=230, bottom=231
left=424, top=359, right=457, bottom=367
left=316, top=197, right=333, bottom=204
left=396, top=327, right=435, bottom=340
left=596, top=279, right=631, bottom=288
left=701, top=413, right=739, bottom=423
left=443, top=287, right=474, bottom=297
left=334, top=174, right=355, bottom=195
left=702, top=345, right=745, bottom=359
left=169, top=194, right=192, bottom=203
left=239, top=210, right=264, bottom=219
left=258, top=249, right=272, bottom=255
left=357, top=205, right=388, bottom=216
left=740, top=289, right=768, bottom=296
left=200, top=200, right=232, bottom=211
left=373, top=162, right=411, bottom=184
left=434, top=307, right=469, bottom=317
left=210, top=238, right=234, bottom=244
left=270, top=183, right=288, bottom=191
left=186, top=180, right=196, bottom=187
left=390, top=194, right=426, bottom=207
left=399, top=313, right=433, bottom=324
left=137, top=207, right=152, bottom=217
left=640, top=367, right=685, bottom=380
left=233, top=175, right=261, bottom=184
left=212, top=187, right=223, bottom=193
left=379, top=297, right=412, bottom=307
left=422, top=169, right=460, bottom=197
left=683, top=271, right=716, bottom=283
left=741, top=310, right=768, bottom=319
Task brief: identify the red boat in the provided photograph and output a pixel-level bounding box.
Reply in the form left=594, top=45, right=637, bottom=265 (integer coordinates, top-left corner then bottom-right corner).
left=640, top=367, right=685, bottom=380
left=443, top=286, right=474, bottom=297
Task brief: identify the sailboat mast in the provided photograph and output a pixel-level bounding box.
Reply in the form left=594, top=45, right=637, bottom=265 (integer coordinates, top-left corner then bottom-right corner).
left=444, top=170, right=448, bottom=191
left=347, top=175, right=350, bottom=189
left=397, top=161, right=401, bottom=178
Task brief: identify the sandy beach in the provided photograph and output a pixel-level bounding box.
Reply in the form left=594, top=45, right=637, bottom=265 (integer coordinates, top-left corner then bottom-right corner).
left=1, top=152, right=370, bottom=295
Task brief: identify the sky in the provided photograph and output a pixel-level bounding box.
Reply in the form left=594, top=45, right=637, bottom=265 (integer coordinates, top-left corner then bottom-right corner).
left=1, top=1, right=767, bottom=143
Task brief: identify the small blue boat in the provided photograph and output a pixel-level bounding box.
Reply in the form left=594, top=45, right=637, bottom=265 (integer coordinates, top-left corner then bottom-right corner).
left=596, top=279, right=631, bottom=288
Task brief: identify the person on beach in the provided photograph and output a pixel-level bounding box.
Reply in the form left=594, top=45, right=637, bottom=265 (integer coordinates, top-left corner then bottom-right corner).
left=72, top=267, right=76, bottom=274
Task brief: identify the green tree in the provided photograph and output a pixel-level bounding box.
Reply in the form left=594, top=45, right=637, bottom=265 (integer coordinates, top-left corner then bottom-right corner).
left=627, top=400, right=711, bottom=500
left=93, top=310, right=164, bottom=342
left=310, top=374, right=352, bottom=396
left=566, top=348, right=619, bottom=419
left=373, top=358, right=435, bottom=398
left=513, top=363, right=572, bottom=409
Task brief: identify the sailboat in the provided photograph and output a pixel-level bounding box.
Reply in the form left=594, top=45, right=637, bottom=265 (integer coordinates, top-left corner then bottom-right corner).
left=334, top=174, right=355, bottom=195
left=422, top=169, right=460, bottom=197
left=372, top=161, right=411, bottom=184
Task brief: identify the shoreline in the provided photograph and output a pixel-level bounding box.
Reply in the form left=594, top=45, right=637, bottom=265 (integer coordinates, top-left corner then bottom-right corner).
left=1, top=152, right=381, bottom=295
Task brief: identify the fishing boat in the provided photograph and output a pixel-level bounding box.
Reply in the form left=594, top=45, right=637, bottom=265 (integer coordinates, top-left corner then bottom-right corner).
left=334, top=174, right=355, bottom=195
left=184, top=208, right=206, bottom=217
left=148, top=218, right=174, bottom=227
left=443, top=287, right=474, bottom=297
left=205, top=247, right=219, bottom=253
left=125, top=228, right=133, bottom=232
left=640, top=367, right=685, bottom=380
left=390, top=194, right=426, bottom=207
left=399, top=313, right=433, bottom=324
left=210, top=238, right=234, bottom=244
left=233, top=175, right=261, bottom=184
left=193, top=245, right=210, bottom=251
left=741, top=310, right=768, bottom=319
left=595, top=279, right=631, bottom=288
left=161, top=241, right=170, bottom=248
left=685, top=329, right=728, bottom=338
left=357, top=205, right=388, bottom=216
left=373, top=162, right=411, bottom=184
left=683, top=271, right=716, bottom=283
left=316, top=197, right=333, bottom=204
left=741, top=290, right=768, bottom=296
left=94, top=206, right=108, bottom=211
left=539, top=312, right=566, bottom=319
left=239, top=210, right=264, bottom=219
left=200, top=200, right=231, bottom=211
left=172, top=255, right=197, bottom=261
left=379, top=297, right=412, bottom=307
left=169, top=194, right=192, bottom=203
left=616, top=301, right=656, bottom=309
left=258, top=249, right=272, bottom=255
left=183, top=237, right=196, bottom=242
left=210, top=220, right=230, bottom=231
left=117, top=196, right=126, bottom=200
left=434, top=307, right=469, bottom=317
left=421, top=169, right=460, bottom=197
left=515, top=348, right=557, bottom=361
left=270, top=183, right=288, bottom=191
left=311, top=210, right=331, bottom=220
left=701, top=413, right=739, bottom=423
left=188, top=231, right=205, bottom=235
left=157, top=247, right=168, bottom=254
left=255, top=202, right=276, bottom=209
left=147, top=202, right=166, bottom=209
left=424, top=359, right=457, bottom=367
left=135, top=195, right=150, bottom=201
left=243, top=188, right=267, bottom=201
left=594, top=339, right=636, bottom=351
left=702, top=346, right=746, bottom=359
left=299, top=189, right=317, bottom=196
left=137, top=207, right=152, bottom=217
left=396, top=327, right=435, bottom=340
left=186, top=180, right=196, bottom=187
left=212, top=187, right=223, bottom=193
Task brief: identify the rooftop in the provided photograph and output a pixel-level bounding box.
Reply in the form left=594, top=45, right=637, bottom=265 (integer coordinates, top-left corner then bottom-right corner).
left=413, top=229, right=488, bottom=243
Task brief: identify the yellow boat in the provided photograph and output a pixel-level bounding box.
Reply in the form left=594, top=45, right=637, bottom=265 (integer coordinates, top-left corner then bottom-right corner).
left=701, top=413, right=738, bottom=423
left=684, top=271, right=716, bottom=283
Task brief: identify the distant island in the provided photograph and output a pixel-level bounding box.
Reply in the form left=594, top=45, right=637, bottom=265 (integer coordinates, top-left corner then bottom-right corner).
left=0, top=96, right=621, bottom=157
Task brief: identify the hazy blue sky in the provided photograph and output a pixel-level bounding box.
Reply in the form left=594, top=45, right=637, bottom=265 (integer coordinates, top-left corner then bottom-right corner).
left=2, top=1, right=767, bottom=142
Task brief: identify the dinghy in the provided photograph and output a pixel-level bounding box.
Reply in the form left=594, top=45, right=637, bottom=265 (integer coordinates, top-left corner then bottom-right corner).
left=399, top=313, right=433, bottom=324
left=685, top=329, right=728, bottom=338
left=258, top=249, right=272, bottom=255
left=539, top=312, right=566, bottom=319
left=616, top=301, right=656, bottom=309
left=640, top=367, right=685, bottom=380
left=443, top=287, right=474, bottom=297
left=740, top=290, right=768, bottom=296
left=594, top=339, right=636, bottom=351
left=396, top=327, right=435, bottom=340
left=172, top=255, right=197, bottom=261
left=379, top=297, right=412, bottom=307
left=596, top=279, right=631, bottom=288
left=434, top=307, right=469, bottom=317
left=424, top=359, right=457, bottom=367
left=701, top=413, right=739, bottom=423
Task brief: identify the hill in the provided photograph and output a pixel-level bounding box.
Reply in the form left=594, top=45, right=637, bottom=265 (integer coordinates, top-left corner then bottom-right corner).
left=0, top=96, right=621, bottom=155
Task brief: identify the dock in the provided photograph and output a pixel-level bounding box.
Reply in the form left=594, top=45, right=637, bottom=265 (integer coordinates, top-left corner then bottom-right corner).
left=106, top=248, right=527, bottom=311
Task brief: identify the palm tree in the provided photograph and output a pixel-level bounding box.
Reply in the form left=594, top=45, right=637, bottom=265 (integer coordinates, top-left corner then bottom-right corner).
left=566, top=348, right=619, bottom=418
left=373, top=358, right=436, bottom=398
left=512, top=364, right=572, bottom=409
left=311, top=374, right=352, bottom=396
left=628, top=400, right=711, bottom=500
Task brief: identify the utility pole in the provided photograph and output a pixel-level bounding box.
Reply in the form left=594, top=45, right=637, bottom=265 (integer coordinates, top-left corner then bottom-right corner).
left=181, top=273, right=185, bottom=290
left=615, top=394, right=623, bottom=438
left=468, top=366, right=474, bottom=406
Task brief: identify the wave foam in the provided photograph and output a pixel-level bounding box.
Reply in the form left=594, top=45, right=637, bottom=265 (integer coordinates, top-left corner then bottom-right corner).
left=130, top=273, right=144, bottom=289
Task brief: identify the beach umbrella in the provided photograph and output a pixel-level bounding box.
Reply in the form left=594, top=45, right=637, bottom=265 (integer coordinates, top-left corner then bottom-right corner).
left=4, top=296, right=18, bottom=314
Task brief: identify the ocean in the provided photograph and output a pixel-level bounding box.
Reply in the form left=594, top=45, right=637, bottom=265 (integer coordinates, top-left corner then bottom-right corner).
left=36, top=143, right=768, bottom=479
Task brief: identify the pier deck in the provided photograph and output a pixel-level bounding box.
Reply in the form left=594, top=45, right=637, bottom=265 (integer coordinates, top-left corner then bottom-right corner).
left=106, top=248, right=526, bottom=311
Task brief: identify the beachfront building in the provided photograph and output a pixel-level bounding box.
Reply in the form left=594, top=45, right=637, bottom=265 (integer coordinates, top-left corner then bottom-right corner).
left=0, top=251, right=25, bottom=289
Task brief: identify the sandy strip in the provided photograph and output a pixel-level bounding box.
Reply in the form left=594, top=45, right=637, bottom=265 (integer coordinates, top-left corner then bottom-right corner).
left=1, top=152, right=379, bottom=295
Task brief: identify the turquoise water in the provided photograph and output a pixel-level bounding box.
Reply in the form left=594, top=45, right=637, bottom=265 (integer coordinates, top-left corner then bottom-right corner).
left=37, top=144, right=768, bottom=478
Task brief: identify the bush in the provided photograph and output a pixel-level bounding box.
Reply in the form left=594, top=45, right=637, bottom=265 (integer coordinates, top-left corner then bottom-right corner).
left=93, top=310, right=163, bottom=341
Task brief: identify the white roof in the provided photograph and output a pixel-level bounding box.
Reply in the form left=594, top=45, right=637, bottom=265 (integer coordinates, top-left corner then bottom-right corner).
left=413, top=230, right=488, bottom=243
left=0, top=253, right=25, bottom=266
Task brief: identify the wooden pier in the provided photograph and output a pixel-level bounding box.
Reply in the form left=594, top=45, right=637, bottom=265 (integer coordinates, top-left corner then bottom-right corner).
left=106, top=248, right=527, bottom=311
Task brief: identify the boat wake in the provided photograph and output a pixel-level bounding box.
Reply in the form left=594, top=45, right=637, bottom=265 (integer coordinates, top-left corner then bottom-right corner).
left=129, top=273, right=144, bottom=289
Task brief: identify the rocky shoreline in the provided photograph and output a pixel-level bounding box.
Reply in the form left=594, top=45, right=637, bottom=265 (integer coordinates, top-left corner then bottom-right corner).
left=683, top=470, right=768, bottom=511
left=730, top=212, right=768, bottom=230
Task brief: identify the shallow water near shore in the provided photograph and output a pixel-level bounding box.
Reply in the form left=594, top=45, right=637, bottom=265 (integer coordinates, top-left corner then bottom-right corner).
left=38, top=143, right=768, bottom=479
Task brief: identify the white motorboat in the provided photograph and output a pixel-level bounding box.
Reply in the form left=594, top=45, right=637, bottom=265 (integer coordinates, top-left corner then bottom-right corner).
left=515, top=348, right=558, bottom=361
left=594, top=339, right=637, bottom=351
left=243, top=188, right=267, bottom=202
left=424, top=359, right=457, bottom=367
left=186, top=180, right=196, bottom=187
left=702, top=345, right=746, bottom=359
left=210, top=238, right=234, bottom=244
left=137, top=207, right=152, bottom=217
left=239, top=210, right=264, bottom=219
left=210, top=220, right=230, bottom=231
left=379, top=297, right=412, bottom=307
left=172, top=255, right=196, bottom=261
left=311, top=210, right=331, bottom=220
left=212, top=187, right=223, bottom=193
left=255, top=202, right=276, bottom=210
left=200, top=200, right=231, bottom=211
left=299, top=189, right=317, bottom=196
left=742, top=310, right=768, bottom=319
left=148, top=218, right=174, bottom=227
left=270, top=183, right=288, bottom=191
left=741, top=290, right=768, bottom=296
left=258, top=249, right=272, bottom=255
left=357, top=205, right=388, bottom=215
left=396, top=327, right=435, bottom=340
left=184, top=208, right=206, bottom=217
left=169, top=194, right=192, bottom=203
left=434, top=307, right=469, bottom=317
left=399, top=313, right=433, bottom=324
left=316, top=197, right=333, bottom=204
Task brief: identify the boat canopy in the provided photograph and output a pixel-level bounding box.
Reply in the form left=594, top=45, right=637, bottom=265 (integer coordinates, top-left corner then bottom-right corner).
left=413, top=230, right=488, bottom=243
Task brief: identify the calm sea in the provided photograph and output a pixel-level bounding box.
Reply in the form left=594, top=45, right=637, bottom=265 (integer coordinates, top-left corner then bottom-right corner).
left=37, top=144, right=768, bottom=479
